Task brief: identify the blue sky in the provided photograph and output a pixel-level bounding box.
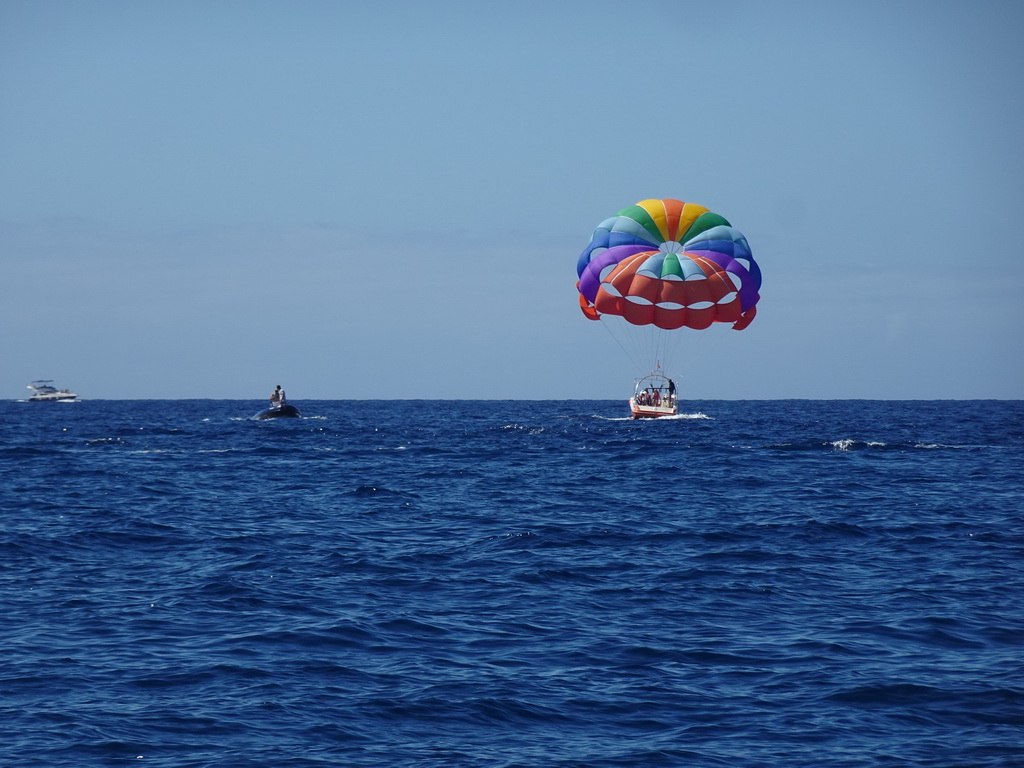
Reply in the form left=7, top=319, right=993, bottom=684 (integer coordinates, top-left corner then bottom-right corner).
left=3, top=0, right=1022, bottom=400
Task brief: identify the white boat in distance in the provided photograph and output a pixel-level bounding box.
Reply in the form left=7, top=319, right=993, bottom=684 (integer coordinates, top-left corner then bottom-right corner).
left=27, top=380, right=78, bottom=402
left=629, top=369, right=678, bottom=419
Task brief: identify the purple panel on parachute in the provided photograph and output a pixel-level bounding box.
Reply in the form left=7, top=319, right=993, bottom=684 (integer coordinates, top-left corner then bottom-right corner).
left=577, top=245, right=653, bottom=303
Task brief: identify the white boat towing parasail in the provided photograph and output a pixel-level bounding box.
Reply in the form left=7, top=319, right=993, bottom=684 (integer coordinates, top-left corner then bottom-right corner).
left=629, top=369, right=678, bottom=419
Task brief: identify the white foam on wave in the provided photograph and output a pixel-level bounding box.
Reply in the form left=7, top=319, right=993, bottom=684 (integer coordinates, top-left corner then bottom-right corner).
left=669, top=412, right=713, bottom=421
left=593, top=412, right=713, bottom=422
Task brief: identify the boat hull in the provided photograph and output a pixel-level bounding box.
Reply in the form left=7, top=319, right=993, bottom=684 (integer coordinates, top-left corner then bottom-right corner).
left=255, top=404, right=301, bottom=419
left=630, top=399, right=677, bottom=419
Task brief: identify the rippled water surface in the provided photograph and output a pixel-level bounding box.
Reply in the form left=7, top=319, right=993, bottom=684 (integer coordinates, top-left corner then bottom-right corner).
left=2, top=399, right=1022, bottom=767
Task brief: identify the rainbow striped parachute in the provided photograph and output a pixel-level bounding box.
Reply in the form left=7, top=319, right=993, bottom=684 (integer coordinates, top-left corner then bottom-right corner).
left=576, top=199, right=760, bottom=331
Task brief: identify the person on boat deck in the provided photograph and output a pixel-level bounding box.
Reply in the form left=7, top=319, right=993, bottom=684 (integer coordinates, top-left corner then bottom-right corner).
left=270, top=385, right=287, bottom=408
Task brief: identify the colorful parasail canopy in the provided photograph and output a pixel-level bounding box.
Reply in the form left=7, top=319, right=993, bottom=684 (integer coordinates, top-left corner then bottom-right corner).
left=576, top=199, right=761, bottom=331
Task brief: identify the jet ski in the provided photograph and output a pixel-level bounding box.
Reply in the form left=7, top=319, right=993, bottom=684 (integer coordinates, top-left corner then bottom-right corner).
left=254, top=403, right=302, bottom=419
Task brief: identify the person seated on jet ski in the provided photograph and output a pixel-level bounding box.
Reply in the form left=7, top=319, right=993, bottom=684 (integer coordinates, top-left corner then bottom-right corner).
left=270, top=385, right=287, bottom=409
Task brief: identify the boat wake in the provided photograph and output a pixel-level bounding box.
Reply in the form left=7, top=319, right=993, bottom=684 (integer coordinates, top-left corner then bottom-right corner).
left=594, top=411, right=713, bottom=422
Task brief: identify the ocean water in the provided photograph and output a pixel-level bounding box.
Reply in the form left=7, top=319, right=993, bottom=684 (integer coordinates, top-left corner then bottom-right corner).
left=2, top=398, right=1022, bottom=768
